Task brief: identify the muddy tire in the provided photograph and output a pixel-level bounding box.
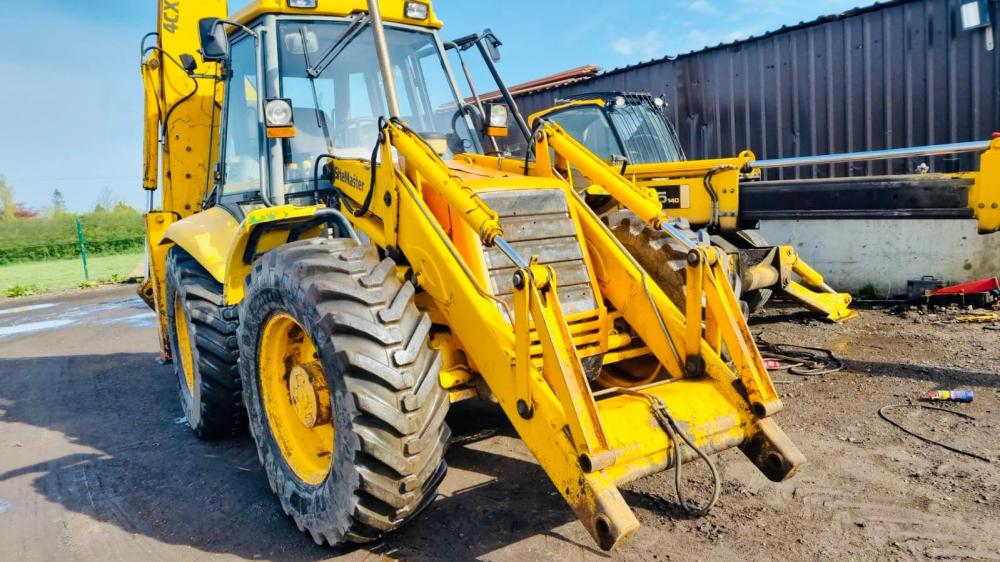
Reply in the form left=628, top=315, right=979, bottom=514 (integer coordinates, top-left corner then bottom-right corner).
left=605, top=210, right=694, bottom=308
left=238, top=238, right=450, bottom=546
left=165, top=247, right=245, bottom=439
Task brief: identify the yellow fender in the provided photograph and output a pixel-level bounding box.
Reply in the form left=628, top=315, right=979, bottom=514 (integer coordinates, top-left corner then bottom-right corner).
left=160, top=207, right=240, bottom=283
left=160, top=205, right=325, bottom=305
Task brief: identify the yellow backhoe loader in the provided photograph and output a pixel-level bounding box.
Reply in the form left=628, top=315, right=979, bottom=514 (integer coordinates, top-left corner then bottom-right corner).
left=139, top=0, right=802, bottom=550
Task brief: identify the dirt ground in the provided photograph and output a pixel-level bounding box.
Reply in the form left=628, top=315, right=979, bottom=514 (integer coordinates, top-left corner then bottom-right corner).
left=0, top=287, right=997, bottom=561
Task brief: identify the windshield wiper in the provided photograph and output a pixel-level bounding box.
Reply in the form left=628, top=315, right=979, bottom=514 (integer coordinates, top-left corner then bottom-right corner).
left=308, top=14, right=371, bottom=78
left=298, top=25, right=334, bottom=150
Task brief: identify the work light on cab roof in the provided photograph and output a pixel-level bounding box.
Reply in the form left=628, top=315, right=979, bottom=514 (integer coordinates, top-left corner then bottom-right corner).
left=284, top=0, right=428, bottom=15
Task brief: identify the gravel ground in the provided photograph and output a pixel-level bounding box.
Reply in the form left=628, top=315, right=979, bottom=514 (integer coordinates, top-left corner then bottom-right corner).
left=0, top=288, right=997, bottom=561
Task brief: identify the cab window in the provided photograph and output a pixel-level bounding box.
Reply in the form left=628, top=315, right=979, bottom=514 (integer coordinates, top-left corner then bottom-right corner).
left=547, top=107, right=621, bottom=162
left=222, top=38, right=262, bottom=194
left=276, top=21, right=478, bottom=191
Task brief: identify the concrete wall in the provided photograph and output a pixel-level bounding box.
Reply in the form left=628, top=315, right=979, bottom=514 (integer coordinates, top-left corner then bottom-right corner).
left=756, top=220, right=1000, bottom=295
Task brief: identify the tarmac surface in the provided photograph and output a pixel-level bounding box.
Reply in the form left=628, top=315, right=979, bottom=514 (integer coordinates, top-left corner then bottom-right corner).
left=0, top=286, right=998, bottom=561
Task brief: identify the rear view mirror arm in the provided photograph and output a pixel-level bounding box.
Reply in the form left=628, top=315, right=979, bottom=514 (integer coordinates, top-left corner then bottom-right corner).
left=473, top=36, right=531, bottom=142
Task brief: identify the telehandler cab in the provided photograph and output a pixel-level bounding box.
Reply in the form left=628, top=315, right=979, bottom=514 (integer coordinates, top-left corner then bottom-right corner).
left=140, top=0, right=802, bottom=550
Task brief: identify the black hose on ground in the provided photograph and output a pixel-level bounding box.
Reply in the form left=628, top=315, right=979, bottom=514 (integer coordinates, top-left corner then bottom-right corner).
left=878, top=404, right=992, bottom=463
left=756, top=336, right=844, bottom=376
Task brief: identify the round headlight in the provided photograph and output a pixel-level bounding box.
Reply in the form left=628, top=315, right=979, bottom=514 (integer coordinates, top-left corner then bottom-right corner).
left=614, top=96, right=626, bottom=108
left=265, top=99, right=294, bottom=127
left=488, top=104, right=509, bottom=128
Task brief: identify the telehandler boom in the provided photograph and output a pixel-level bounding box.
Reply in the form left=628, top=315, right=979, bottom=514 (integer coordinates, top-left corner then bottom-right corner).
left=140, top=0, right=802, bottom=550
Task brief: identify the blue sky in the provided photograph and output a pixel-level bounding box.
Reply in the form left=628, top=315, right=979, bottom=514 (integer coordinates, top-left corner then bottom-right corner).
left=0, top=0, right=862, bottom=212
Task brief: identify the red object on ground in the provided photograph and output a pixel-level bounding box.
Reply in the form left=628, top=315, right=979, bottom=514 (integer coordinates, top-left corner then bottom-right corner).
left=929, top=276, right=1000, bottom=296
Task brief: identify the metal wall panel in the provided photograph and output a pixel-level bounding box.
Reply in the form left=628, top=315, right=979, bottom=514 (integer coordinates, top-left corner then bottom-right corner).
left=515, top=0, right=998, bottom=180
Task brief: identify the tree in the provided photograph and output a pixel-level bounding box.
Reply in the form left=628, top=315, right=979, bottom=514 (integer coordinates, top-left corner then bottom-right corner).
left=52, top=189, right=66, bottom=215
left=95, top=186, right=120, bottom=212
left=0, top=175, right=14, bottom=221
left=113, top=200, right=138, bottom=214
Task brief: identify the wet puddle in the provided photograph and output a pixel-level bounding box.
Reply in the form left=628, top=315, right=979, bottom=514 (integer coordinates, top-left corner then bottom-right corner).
left=0, top=320, right=73, bottom=338
left=0, top=297, right=154, bottom=339
left=0, top=304, right=56, bottom=316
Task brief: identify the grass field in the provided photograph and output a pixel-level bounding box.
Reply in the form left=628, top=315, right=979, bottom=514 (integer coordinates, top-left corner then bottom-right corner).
left=0, top=253, right=144, bottom=297
left=0, top=209, right=145, bottom=265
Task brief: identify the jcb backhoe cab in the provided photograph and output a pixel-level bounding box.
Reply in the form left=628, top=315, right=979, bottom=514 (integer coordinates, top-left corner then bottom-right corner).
left=531, top=92, right=857, bottom=321
left=141, top=0, right=803, bottom=551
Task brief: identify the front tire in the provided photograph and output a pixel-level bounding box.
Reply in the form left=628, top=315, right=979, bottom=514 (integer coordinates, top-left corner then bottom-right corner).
left=238, top=238, right=450, bottom=546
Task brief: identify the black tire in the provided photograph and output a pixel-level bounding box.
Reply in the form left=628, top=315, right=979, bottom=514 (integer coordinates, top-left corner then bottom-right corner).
left=238, top=238, right=450, bottom=546
left=728, top=230, right=774, bottom=314
left=165, top=247, right=246, bottom=439
left=605, top=210, right=693, bottom=308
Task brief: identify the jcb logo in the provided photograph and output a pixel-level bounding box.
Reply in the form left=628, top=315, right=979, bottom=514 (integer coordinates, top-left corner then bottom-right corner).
left=163, top=0, right=180, bottom=34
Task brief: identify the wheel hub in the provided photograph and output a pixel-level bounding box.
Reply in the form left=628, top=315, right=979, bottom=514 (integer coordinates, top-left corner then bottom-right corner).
left=288, top=361, right=331, bottom=429
left=259, top=312, right=335, bottom=486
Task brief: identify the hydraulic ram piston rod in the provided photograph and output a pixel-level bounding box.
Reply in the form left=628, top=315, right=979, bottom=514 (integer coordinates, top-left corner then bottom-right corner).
left=751, top=141, right=991, bottom=170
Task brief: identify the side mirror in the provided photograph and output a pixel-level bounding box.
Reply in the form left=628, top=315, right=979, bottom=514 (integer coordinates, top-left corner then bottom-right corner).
left=199, top=17, right=230, bottom=63
left=179, top=54, right=198, bottom=74
left=482, top=28, right=502, bottom=62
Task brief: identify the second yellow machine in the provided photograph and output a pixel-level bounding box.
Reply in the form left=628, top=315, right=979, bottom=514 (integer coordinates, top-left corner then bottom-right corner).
left=140, top=0, right=803, bottom=550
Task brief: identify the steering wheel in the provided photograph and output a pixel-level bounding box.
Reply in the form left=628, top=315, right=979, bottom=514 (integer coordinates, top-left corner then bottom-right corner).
left=451, top=104, right=484, bottom=140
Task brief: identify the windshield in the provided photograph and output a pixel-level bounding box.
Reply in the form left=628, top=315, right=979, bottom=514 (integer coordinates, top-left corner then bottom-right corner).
left=547, top=97, right=686, bottom=166
left=607, top=99, right=685, bottom=165
left=277, top=20, right=480, bottom=188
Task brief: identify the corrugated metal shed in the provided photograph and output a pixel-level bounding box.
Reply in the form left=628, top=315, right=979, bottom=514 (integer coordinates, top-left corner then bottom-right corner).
left=515, top=0, right=998, bottom=179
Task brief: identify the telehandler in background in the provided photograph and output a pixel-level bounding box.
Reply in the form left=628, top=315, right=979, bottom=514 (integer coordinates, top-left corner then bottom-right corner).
left=520, top=93, right=855, bottom=321
left=140, top=0, right=802, bottom=550
left=526, top=93, right=1000, bottom=321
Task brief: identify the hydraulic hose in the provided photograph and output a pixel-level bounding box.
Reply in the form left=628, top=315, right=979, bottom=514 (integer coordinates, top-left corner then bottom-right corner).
left=615, top=388, right=722, bottom=515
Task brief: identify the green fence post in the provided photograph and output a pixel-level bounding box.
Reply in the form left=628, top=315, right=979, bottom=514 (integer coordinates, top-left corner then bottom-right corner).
left=76, top=217, right=90, bottom=282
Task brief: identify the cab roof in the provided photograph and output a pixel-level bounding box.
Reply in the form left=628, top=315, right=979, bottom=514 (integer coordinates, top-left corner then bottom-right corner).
left=231, top=0, right=443, bottom=29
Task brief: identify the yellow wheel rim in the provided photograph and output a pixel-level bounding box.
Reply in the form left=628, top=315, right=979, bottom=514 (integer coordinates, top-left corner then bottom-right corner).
left=173, top=294, right=196, bottom=394
left=259, top=313, right=334, bottom=485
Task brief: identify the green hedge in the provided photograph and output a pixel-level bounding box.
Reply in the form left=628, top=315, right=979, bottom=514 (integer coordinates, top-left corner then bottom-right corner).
left=0, top=210, right=145, bottom=265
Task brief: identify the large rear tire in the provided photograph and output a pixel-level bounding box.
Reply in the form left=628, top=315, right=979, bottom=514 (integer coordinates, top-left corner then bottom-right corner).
left=238, top=238, right=450, bottom=546
left=165, top=247, right=246, bottom=439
